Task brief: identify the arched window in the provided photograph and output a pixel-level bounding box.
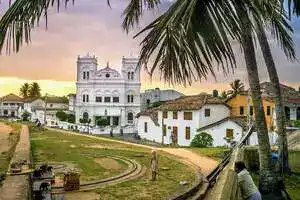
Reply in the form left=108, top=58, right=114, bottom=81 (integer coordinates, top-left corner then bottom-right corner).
left=127, top=112, right=133, bottom=123
left=128, top=72, right=131, bottom=80
left=83, top=112, right=89, bottom=120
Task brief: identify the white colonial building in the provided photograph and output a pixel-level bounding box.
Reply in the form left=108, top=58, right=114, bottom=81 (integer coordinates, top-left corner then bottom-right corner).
left=137, top=94, right=247, bottom=146
left=72, top=55, right=141, bottom=133
left=0, top=93, right=24, bottom=118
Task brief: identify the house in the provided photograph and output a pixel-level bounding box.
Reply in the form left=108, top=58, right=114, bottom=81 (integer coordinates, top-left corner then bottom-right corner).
left=261, top=82, right=300, bottom=123
left=140, top=88, right=184, bottom=111
left=72, top=54, right=141, bottom=134
left=137, top=94, right=247, bottom=146
left=0, top=93, right=24, bottom=118
left=21, top=96, right=69, bottom=126
left=225, top=92, right=276, bottom=131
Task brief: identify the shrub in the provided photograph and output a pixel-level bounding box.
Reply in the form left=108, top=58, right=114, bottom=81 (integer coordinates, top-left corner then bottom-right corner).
left=21, top=111, right=30, bottom=121
left=56, top=111, right=67, bottom=121
left=191, top=132, right=213, bottom=147
left=96, top=118, right=109, bottom=127
left=292, top=120, right=300, bottom=127
left=67, top=114, right=75, bottom=123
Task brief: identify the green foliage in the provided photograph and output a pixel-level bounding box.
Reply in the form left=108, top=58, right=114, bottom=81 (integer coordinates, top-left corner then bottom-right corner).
left=21, top=111, right=30, bottom=121
left=150, top=101, right=163, bottom=108
left=67, top=114, right=75, bottom=123
left=56, top=111, right=67, bottom=121
left=79, top=118, right=91, bottom=124
left=96, top=118, right=109, bottom=127
left=19, top=82, right=30, bottom=98
left=227, top=79, right=245, bottom=97
left=213, top=89, right=219, bottom=97
left=28, top=82, right=41, bottom=98
left=190, top=132, right=213, bottom=147
left=220, top=91, right=228, bottom=99
left=291, top=120, right=300, bottom=127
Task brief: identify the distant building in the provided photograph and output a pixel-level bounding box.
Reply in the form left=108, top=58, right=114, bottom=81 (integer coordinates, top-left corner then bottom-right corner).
left=260, top=82, right=300, bottom=122
left=22, top=96, right=69, bottom=126
left=0, top=93, right=23, bottom=118
left=140, top=88, right=184, bottom=111
left=137, top=94, right=246, bottom=146
left=72, top=55, right=141, bottom=133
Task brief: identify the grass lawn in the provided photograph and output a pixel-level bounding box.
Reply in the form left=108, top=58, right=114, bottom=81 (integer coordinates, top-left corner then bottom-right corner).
left=186, top=147, right=229, bottom=162
left=0, top=121, right=21, bottom=174
left=30, top=126, right=197, bottom=199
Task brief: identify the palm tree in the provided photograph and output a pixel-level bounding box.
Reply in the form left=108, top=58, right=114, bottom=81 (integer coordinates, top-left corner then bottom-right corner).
left=227, top=79, right=245, bottom=97
left=28, top=82, right=41, bottom=98
left=256, top=21, right=291, bottom=173
left=220, top=91, right=228, bottom=100
left=19, top=82, right=30, bottom=98
left=0, top=0, right=299, bottom=195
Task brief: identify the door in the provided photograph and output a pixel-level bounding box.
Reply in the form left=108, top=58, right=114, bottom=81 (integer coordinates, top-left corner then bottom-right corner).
left=172, top=126, right=178, bottom=145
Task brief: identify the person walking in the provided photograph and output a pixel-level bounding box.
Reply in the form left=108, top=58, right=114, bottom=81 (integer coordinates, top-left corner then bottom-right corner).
left=151, top=148, right=158, bottom=181
left=235, top=161, right=262, bottom=200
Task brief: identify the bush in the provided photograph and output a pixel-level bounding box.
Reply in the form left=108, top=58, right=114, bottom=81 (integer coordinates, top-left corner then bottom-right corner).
left=191, top=132, right=213, bottom=147
left=292, top=120, right=300, bottom=127
left=96, top=118, right=109, bottom=127
left=56, top=111, right=67, bottom=121
left=67, top=114, right=75, bottom=123
left=21, top=111, right=30, bottom=121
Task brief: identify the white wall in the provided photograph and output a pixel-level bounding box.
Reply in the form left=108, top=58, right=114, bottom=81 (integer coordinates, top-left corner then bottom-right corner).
left=248, top=131, right=278, bottom=146
left=137, top=116, right=163, bottom=143
left=200, top=120, right=244, bottom=147
left=199, top=104, right=230, bottom=127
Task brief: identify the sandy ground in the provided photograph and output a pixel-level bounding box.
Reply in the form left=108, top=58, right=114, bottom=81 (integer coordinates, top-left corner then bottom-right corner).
left=0, top=122, right=13, bottom=153
left=94, top=158, right=121, bottom=170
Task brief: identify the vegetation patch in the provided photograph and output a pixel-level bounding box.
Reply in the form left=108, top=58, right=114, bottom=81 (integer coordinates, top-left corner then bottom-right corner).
left=186, top=147, right=229, bottom=162
left=30, top=127, right=196, bottom=199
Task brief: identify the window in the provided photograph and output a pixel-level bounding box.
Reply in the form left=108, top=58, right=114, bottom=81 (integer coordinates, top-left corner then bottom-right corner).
left=127, top=95, right=134, bottom=103
left=104, top=97, right=111, bottom=103
left=83, top=112, right=89, bottom=120
left=267, top=106, right=271, bottom=116
left=144, top=122, right=148, bottom=133
left=128, top=72, right=131, bottom=80
left=50, top=104, right=53, bottom=108
left=226, top=129, right=234, bottom=138
left=105, top=73, right=110, bottom=78
left=185, top=127, right=191, bottom=140
left=10, top=103, right=15, bottom=106
left=173, top=111, right=178, bottom=119
left=163, top=111, right=168, bottom=119
left=240, top=106, right=244, bottom=115
left=113, top=97, right=119, bottom=103
left=127, top=113, right=133, bottom=123
left=83, top=95, right=85, bottom=102
left=204, top=109, right=211, bottom=117
left=86, top=71, right=89, bottom=79
left=83, top=95, right=89, bottom=102
left=112, top=117, right=119, bottom=126
left=83, top=72, right=86, bottom=79
left=163, top=125, right=167, bottom=136
left=146, top=99, right=150, bottom=107
left=250, top=106, right=254, bottom=116
left=131, top=72, right=134, bottom=80
left=3, top=103, right=8, bottom=106
left=3, top=110, right=8, bottom=115
left=184, top=112, right=193, bottom=120
left=96, top=97, right=102, bottom=102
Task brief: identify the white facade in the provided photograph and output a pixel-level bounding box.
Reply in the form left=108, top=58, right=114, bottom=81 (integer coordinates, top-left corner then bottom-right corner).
left=137, top=102, right=245, bottom=146
left=0, top=94, right=24, bottom=118
left=73, top=55, right=141, bottom=133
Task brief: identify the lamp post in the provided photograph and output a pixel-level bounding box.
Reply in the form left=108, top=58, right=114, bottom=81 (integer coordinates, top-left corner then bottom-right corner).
left=44, top=93, right=47, bottom=125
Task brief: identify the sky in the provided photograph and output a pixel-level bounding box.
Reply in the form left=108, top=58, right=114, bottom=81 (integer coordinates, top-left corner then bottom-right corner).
left=0, top=0, right=300, bottom=97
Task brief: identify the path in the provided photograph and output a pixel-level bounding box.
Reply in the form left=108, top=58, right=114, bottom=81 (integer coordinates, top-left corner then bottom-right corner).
left=0, top=125, right=30, bottom=200
left=48, top=128, right=218, bottom=176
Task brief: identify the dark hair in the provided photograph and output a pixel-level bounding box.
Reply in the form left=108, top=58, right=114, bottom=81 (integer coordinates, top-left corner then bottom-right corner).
left=235, top=161, right=246, bottom=171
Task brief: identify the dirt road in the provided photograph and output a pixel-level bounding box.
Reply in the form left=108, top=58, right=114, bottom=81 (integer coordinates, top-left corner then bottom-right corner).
left=0, top=122, right=13, bottom=153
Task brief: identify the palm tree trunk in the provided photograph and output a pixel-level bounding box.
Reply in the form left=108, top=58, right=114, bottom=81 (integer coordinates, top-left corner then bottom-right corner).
left=256, top=22, right=290, bottom=174
left=236, top=6, right=275, bottom=194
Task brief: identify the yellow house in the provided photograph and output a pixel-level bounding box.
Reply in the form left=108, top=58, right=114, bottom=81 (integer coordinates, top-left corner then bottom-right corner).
left=226, top=94, right=275, bottom=131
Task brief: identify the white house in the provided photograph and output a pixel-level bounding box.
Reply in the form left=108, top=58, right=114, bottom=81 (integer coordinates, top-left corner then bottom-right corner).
left=72, top=54, right=141, bottom=134
left=21, top=96, right=69, bottom=126
left=0, top=93, right=24, bottom=118
left=137, top=94, right=247, bottom=146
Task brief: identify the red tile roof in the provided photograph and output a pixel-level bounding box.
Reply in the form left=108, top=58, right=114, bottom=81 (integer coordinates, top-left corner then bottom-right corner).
left=0, top=93, right=23, bottom=102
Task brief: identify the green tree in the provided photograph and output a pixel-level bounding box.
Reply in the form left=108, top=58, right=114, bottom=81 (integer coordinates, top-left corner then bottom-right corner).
left=19, top=83, right=30, bottom=98
left=227, top=79, right=245, bottom=97
left=220, top=91, right=228, bottom=100
left=96, top=118, right=109, bottom=127
left=21, top=111, right=30, bottom=121
left=191, top=132, right=213, bottom=148
left=212, top=90, right=219, bottom=97
left=28, top=82, right=41, bottom=98
left=67, top=114, right=75, bottom=123
left=56, top=111, right=67, bottom=121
